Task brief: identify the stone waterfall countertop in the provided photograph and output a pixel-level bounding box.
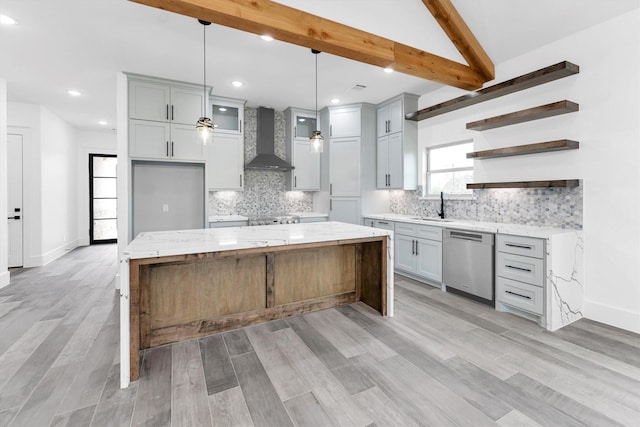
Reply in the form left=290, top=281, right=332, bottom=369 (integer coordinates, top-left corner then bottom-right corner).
left=364, top=213, right=580, bottom=239
left=124, top=221, right=391, bottom=260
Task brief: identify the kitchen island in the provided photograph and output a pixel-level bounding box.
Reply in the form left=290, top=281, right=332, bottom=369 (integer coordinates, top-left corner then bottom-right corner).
left=119, top=222, right=393, bottom=386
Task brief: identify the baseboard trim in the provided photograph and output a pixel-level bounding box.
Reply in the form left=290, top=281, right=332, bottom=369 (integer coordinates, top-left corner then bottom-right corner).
left=40, top=239, right=80, bottom=266
left=0, top=270, right=10, bottom=289
left=584, top=299, right=640, bottom=334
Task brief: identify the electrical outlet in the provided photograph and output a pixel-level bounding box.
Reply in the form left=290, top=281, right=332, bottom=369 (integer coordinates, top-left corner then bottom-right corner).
left=162, top=204, right=169, bottom=212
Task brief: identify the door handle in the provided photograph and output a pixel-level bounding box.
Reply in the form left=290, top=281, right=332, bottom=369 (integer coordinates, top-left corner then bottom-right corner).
left=415, top=241, right=419, bottom=256
left=411, top=240, right=415, bottom=255
left=166, top=104, right=169, bottom=120
left=171, top=105, right=174, bottom=121
left=8, top=216, right=20, bottom=220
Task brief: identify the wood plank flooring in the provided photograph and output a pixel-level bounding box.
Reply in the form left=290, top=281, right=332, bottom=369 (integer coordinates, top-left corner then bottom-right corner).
left=0, top=244, right=638, bottom=426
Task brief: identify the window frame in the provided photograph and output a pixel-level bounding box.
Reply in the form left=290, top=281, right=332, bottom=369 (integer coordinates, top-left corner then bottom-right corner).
left=422, top=139, right=474, bottom=199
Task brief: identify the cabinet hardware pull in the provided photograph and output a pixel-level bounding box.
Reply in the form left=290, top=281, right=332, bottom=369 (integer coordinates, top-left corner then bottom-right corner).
left=330, top=125, right=332, bottom=136
left=239, top=119, right=242, bottom=130
left=330, top=184, right=333, bottom=195
left=171, top=105, right=174, bottom=121
left=415, top=241, right=419, bottom=256
left=505, top=290, right=532, bottom=300
left=506, top=243, right=533, bottom=250
left=7, top=216, right=20, bottom=220
left=240, top=174, right=243, bottom=187
left=166, top=141, right=169, bottom=157
left=379, top=221, right=388, bottom=225
left=166, top=104, right=169, bottom=120
left=330, top=200, right=333, bottom=211
left=412, top=240, right=415, bottom=255
left=294, top=176, right=297, bottom=188
left=171, top=141, right=174, bottom=157
left=505, top=264, right=532, bottom=272
left=294, top=126, right=297, bottom=138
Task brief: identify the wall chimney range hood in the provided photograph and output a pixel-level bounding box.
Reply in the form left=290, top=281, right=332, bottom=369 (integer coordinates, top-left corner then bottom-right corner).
left=245, top=107, right=294, bottom=171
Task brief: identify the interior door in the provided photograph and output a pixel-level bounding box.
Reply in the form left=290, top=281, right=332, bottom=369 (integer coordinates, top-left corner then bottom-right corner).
left=7, top=134, right=23, bottom=267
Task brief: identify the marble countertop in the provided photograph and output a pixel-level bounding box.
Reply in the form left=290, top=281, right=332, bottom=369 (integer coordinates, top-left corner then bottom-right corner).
left=208, top=215, right=248, bottom=223
left=364, top=213, right=579, bottom=239
left=124, top=221, right=391, bottom=260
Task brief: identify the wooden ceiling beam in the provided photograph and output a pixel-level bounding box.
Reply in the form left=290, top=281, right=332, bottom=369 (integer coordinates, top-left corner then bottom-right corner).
left=129, top=0, right=489, bottom=90
left=422, top=0, right=495, bottom=80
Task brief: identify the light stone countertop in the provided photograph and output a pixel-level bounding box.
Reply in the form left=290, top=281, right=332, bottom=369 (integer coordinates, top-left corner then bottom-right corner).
left=124, top=221, right=391, bottom=260
left=364, top=213, right=579, bottom=239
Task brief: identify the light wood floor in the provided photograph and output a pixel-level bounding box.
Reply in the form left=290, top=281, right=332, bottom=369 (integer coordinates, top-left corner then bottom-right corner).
left=0, top=244, right=639, bottom=426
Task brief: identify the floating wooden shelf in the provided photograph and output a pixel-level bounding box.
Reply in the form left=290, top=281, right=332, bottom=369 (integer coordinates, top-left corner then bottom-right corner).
left=406, top=61, right=579, bottom=121
left=467, top=140, right=579, bottom=160
left=466, top=100, right=579, bottom=131
left=467, top=180, right=580, bottom=190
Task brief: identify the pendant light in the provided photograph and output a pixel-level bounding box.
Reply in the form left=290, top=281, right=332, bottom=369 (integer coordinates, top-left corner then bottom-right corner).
left=309, top=49, right=324, bottom=153
left=196, top=19, right=213, bottom=145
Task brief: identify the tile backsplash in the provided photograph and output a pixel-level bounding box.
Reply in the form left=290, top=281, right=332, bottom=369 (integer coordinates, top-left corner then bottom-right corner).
left=390, top=186, right=583, bottom=229
left=208, top=108, right=314, bottom=216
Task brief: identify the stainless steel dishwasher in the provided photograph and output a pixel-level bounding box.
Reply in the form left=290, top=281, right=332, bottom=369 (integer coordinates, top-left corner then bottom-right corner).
left=443, top=229, right=495, bottom=304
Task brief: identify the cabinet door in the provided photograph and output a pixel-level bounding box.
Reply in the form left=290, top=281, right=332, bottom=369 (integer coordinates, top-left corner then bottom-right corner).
left=330, top=107, right=360, bottom=138
left=293, top=113, right=317, bottom=139
left=329, top=198, right=360, bottom=224
left=376, top=105, right=389, bottom=136
left=376, top=136, right=389, bottom=189
left=363, top=218, right=375, bottom=227
left=292, top=139, right=320, bottom=190
left=212, top=100, right=243, bottom=134
left=387, top=99, right=404, bottom=134
left=330, top=137, right=360, bottom=196
left=386, top=132, right=403, bottom=189
left=395, top=234, right=416, bottom=273
left=129, top=119, right=170, bottom=159
left=171, top=87, right=206, bottom=125
left=129, top=80, right=171, bottom=122
left=207, top=134, right=244, bottom=190
left=416, top=238, right=442, bottom=283
left=171, top=124, right=206, bottom=161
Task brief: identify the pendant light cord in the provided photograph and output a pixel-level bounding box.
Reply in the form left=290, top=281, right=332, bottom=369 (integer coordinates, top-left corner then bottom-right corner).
left=202, top=22, right=206, bottom=117
left=315, top=52, right=318, bottom=121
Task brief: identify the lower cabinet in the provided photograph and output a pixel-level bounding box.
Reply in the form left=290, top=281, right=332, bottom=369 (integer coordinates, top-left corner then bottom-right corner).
left=329, top=198, right=361, bottom=225
left=395, top=222, right=442, bottom=284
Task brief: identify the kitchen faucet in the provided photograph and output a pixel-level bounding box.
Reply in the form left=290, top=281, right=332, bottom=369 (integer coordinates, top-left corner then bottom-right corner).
left=436, top=191, right=445, bottom=219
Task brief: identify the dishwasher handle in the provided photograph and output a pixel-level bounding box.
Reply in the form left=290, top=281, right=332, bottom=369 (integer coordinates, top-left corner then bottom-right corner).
left=448, top=230, right=484, bottom=242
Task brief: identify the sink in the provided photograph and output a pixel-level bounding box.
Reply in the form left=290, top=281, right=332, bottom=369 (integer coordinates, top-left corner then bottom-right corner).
left=420, top=217, right=455, bottom=223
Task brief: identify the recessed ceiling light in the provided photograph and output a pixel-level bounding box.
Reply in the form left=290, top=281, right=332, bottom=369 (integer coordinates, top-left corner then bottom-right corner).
left=260, top=35, right=273, bottom=42
left=298, top=118, right=306, bottom=122
left=231, top=81, right=243, bottom=87
left=384, top=67, right=394, bottom=74
left=331, top=98, right=340, bottom=104
left=67, top=90, right=82, bottom=97
left=98, top=120, right=108, bottom=125
left=0, top=14, right=18, bottom=25
left=218, top=107, right=227, bottom=112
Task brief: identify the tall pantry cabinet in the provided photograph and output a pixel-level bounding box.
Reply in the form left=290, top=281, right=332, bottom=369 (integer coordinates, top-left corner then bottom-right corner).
left=326, top=104, right=387, bottom=225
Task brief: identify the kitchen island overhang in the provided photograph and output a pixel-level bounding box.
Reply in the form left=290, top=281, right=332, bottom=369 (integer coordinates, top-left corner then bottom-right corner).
left=119, top=222, right=394, bottom=387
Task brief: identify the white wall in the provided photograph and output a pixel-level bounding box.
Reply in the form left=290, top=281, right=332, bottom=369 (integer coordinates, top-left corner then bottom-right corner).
left=77, top=130, right=117, bottom=246
left=0, top=78, right=9, bottom=287
left=8, top=102, right=80, bottom=266
left=417, top=10, right=640, bottom=332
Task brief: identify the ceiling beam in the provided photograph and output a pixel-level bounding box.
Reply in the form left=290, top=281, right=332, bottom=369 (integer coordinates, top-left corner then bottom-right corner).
left=129, top=0, right=490, bottom=90
left=422, top=0, right=494, bottom=80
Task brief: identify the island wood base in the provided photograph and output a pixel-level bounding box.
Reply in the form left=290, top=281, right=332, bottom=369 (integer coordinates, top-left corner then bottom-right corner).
left=129, top=236, right=387, bottom=381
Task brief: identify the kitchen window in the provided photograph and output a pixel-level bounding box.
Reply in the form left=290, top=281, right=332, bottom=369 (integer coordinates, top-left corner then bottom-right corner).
left=424, top=139, right=474, bottom=197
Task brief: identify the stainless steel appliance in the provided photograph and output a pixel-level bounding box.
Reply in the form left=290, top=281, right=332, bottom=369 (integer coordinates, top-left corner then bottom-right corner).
left=443, top=228, right=495, bottom=304
left=248, top=214, right=300, bottom=226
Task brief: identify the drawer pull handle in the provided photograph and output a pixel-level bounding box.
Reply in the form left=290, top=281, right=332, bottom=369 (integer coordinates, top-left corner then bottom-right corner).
left=506, top=243, right=533, bottom=250
left=506, top=290, right=532, bottom=300
left=378, top=221, right=388, bottom=225
left=505, top=264, right=532, bottom=273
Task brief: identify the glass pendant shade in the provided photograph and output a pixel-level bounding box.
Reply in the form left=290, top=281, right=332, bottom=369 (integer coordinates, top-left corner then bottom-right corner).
left=310, top=130, right=324, bottom=153
left=196, top=116, right=213, bottom=144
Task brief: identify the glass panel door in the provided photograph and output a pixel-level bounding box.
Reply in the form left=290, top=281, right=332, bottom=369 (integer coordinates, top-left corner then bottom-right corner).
left=90, top=154, right=117, bottom=244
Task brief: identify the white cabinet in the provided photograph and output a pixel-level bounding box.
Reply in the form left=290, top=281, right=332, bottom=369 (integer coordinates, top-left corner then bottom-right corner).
left=394, top=222, right=442, bottom=285
left=375, top=94, right=418, bottom=190
left=329, top=106, right=361, bottom=138
left=129, top=119, right=205, bottom=161
left=363, top=217, right=375, bottom=227
left=129, top=79, right=206, bottom=125
left=285, top=108, right=320, bottom=191
left=206, top=133, right=244, bottom=190
left=330, top=136, right=361, bottom=197
left=207, top=96, right=246, bottom=191
left=329, top=198, right=360, bottom=224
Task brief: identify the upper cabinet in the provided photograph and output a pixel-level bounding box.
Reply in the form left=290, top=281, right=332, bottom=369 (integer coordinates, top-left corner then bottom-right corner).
left=329, top=106, right=361, bottom=138
left=285, top=108, right=320, bottom=191
left=211, top=96, right=244, bottom=135
left=129, top=78, right=206, bottom=125
left=375, top=94, right=419, bottom=190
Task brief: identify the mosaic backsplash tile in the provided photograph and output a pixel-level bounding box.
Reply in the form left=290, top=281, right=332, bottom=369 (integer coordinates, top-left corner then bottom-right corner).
left=390, top=187, right=583, bottom=229
left=208, top=108, right=314, bottom=216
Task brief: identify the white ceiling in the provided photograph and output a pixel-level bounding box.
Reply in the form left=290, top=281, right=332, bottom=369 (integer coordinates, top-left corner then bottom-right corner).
left=1, top=0, right=638, bottom=131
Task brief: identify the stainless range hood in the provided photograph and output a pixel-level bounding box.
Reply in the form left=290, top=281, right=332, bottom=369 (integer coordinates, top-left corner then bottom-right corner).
left=245, top=107, right=295, bottom=171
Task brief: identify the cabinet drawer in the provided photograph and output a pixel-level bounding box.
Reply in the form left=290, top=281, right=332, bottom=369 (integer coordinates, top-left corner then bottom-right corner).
left=497, top=277, right=544, bottom=315
left=395, top=222, right=416, bottom=235
left=497, top=234, right=544, bottom=259
left=374, top=220, right=394, bottom=231
left=497, top=252, right=544, bottom=287
left=416, top=224, right=442, bottom=241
